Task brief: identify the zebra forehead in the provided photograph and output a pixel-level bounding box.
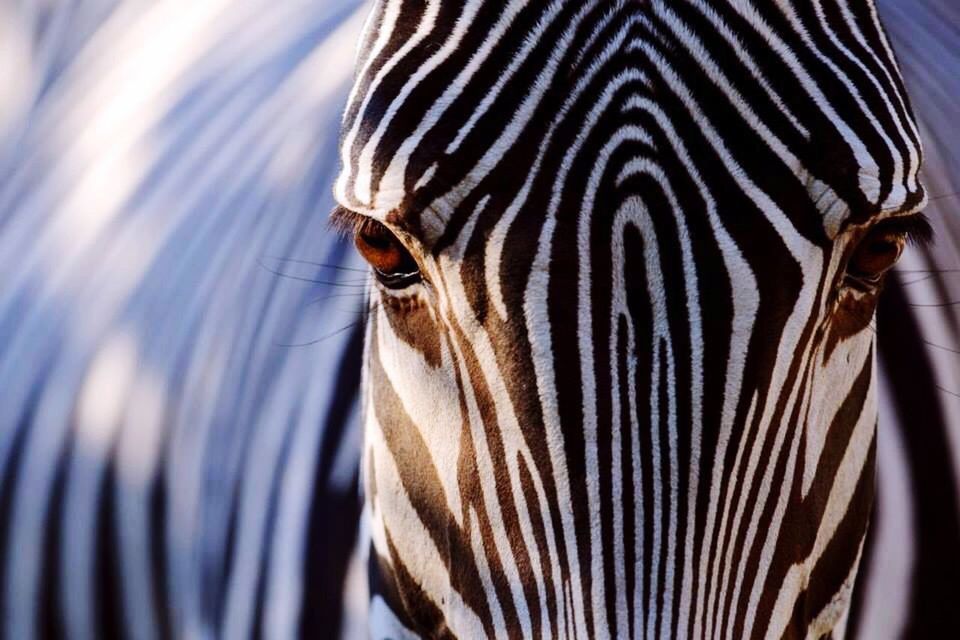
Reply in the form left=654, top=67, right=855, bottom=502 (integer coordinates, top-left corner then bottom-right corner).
left=334, top=0, right=925, bottom=235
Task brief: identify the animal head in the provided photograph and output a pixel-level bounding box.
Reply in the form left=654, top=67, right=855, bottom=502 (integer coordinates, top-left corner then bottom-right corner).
left=333, top=1, right=928, bottom=637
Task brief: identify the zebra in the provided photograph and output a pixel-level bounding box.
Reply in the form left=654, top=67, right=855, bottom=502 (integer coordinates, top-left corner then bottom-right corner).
left=332, top=0, right=946, bottom=637
left=0, top=0, right=957, bottom=638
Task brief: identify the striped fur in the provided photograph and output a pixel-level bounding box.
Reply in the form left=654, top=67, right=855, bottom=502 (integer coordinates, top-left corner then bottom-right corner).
left=334, top=1, right=933, bottom=637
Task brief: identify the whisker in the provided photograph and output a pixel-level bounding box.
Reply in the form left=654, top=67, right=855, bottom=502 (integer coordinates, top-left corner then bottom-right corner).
left=320, top=303, right=379, bottom=317
left=257, top=259, right=369, bottom=287
left=919, top=339, right=960, bottom=355
left=868, top=327, right=960, bottom=399
left=897, top=269, right=960, bottom=274
left=907, top=301, right=960, bottom=308
left=279, top=300, right=380, bottom=348
left=265, top=256, right=368, bottom=274
left=936, top=385, right=960, bottom=401
left=274, top=319, right=367, bottom=348
left=308, top=292, right=370, bottom=305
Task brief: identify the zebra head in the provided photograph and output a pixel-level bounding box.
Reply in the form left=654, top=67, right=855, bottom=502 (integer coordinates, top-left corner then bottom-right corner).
left=333, top=1, right=928, bottom=637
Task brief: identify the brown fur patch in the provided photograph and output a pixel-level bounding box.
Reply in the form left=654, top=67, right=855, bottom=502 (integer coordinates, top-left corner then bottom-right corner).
left=382, top=293, right=444, bottom=368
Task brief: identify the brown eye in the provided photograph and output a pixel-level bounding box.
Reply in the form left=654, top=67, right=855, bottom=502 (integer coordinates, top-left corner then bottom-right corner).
left=355, top=218, right=421, bottom=289
left=846, top=228, right=906, bottom=285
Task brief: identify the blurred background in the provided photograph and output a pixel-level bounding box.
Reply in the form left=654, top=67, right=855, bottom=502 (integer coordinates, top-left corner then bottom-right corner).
left=0, top=2, right=369, bottom=637
left=0, top=1, right=956, bottom=638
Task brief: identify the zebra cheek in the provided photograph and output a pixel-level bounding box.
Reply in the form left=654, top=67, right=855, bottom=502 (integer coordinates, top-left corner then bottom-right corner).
left=823, top=288, right=880, bottom=360
left=381, top=294, right=444, bottom=369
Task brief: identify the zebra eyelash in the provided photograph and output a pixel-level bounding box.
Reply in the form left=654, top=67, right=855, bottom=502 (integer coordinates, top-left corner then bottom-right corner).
left=328, top=205, right=370, bottom=238
left=882, top=212, right=935, bottom=247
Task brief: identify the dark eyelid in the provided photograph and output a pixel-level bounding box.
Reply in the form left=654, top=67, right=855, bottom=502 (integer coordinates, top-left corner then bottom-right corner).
left=328, top=205, right=369, bottom=238
left=872, top=212, right=934, bottom=247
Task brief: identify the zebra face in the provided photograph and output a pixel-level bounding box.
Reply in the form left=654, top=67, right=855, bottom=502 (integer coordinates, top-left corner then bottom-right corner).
left=334, top=1, right=928, bottom=637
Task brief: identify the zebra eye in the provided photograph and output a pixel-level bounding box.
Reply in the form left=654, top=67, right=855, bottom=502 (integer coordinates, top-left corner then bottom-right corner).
left=846, top=227, right=906, bottom=286
left=355, top=218, right=422, bottom=289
